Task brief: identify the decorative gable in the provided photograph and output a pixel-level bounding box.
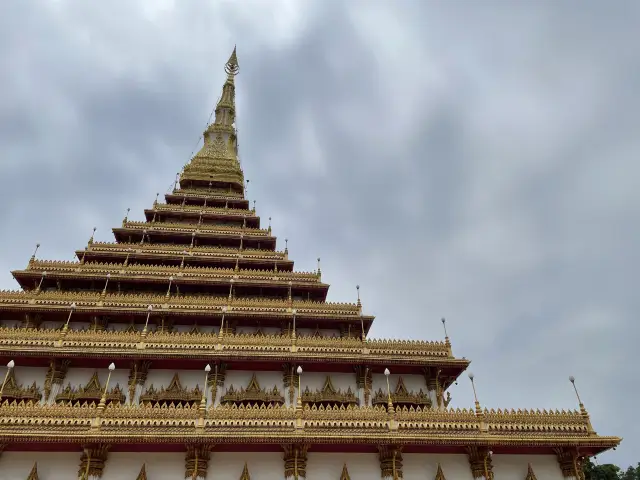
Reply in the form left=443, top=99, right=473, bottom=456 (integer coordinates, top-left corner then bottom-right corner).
left=55, top=371, right=125, bottom=405
left=302, top=376, right=359, bottom=408
left=372, top=376, right=432, bottom=409
left=0, top=369, right=41, bottom=403
left=221, top=373, right=284, bottom=407
left=140, top=373, right=202, bottom=407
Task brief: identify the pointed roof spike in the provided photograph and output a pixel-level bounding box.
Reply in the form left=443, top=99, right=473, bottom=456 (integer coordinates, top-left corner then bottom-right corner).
left=239, top=461, right=250, bottom=480
left=27, top=462, right=39, bottom=480
left=435, top=463, right=446, bottom=480
left=525, top=463, right=537, bottom=480
left=225, top=46, right=239, bottom=76
left=340, top=463, right=351, bottom=480
left=136, top=463, right=148, bottom=480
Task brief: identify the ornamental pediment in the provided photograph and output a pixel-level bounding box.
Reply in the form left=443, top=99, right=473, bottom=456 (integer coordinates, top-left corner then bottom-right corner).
left=140, top=373, right=202, bottom=407
left=221, top=373, right=284, bottom=407
left=372, top=376, right=432, bottom=409
left=0, top=369, right=41, bottom=403
left=55, top=371, right=125, bottom=405
left=302, top=376, right=358, bottom=408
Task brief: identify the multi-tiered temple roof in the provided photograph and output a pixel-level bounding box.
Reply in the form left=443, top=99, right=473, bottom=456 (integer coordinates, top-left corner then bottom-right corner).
left=0, top=47, right=620, bottom=479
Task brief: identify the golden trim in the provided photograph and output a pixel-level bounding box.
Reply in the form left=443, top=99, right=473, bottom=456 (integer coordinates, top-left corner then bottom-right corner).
left=221, top=373, right=284, bottom=407
left=372, top=377, right=432, bottom=409
left=0, top=369, right=41, bottom=403
left=301, top=376, right=358, bottom=408
left=55, top=371, right=125, bottom=405
left=140, top=373, right=202, bottom=407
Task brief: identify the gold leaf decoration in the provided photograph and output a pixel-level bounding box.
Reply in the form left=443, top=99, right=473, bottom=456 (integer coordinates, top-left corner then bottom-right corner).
left=239, top=462, right=250, bottom=480
left=525, top=463, right=537, bottom=480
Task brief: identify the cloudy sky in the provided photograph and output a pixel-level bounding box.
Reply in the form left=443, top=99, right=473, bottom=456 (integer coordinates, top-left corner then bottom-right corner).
left=1, top=0, right=638, bottom=467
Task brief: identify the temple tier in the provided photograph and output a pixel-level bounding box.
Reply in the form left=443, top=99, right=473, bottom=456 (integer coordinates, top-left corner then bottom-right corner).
left=0, top=47, right=619, bottom=480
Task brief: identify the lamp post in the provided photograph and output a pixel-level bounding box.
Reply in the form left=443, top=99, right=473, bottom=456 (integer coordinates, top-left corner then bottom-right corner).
left=101, top=273, right=111, bottom=296
left=219, top=306, right=227, bottom=339
left=62, top=303, right=77, bottom=334
left=291, top=309, right=297, bottom=339
left=384, top=368, right=393, bottom=411
left=100, top=363, right=116, bottom=406
left=0, top=360, right=15, bottom=402
left=296, top=366, right=303, bottom=409
left=36, top=271, right=47, bottom=292
left=166, top=276, right=174, bottom=297
left=142, top=305, right=153, bottom=336
left=201, top=364, right=212, bottom=408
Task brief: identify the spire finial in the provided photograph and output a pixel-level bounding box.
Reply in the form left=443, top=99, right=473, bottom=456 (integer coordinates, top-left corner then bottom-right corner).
left=468, top=372, right=483, bottom=415
left=225, top=46, right=239, bottom=76
left=569, top=376, right=590, bottom=418
left=356, top=285, right=361, bottom=306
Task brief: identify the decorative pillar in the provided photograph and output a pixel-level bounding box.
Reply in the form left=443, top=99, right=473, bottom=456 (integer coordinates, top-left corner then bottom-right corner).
left=44, top=359, right=71, bottom=403
left=90, top=315, right=108, bottom=332
left=184, top=444, right=212, bottom=480
left=155, top=315, right=174, bottom=333
left=422, top=367, right=439, bottom=409
left=283, top=443, right=309, bottom=480
left=378, top=445, right=403, bottom=479
left=282, top=363, right=300, bottom=406
left=21, top=313, right=43, bottom=329
left=127, top=360, right=151, bottom=405
left=207, top=362, right=227, bottom=407
left=78, top=444, right=110, bottom=480
left=466, top=446, right=494, bottom=479
left=555, top=447, right=586, bottom=480
left=355, top=365, right=371, bottom=407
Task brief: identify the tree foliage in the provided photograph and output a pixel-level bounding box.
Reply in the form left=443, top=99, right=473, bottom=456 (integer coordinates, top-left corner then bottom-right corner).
left=583, top=458, right=640, bottom=480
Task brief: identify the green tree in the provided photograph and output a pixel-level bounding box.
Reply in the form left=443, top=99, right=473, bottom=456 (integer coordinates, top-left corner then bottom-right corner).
left=583, top=457, right=626, bottom=480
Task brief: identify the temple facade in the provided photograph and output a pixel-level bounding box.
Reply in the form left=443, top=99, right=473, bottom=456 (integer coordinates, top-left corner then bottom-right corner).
left=0, top=48, right=620, bottom=480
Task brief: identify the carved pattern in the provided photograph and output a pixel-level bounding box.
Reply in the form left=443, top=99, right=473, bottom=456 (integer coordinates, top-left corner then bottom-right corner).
left=378, top=445, right=403, bottom=479
left=340, top=463, right=351, bottom=480
left=554, top=448, right=585, bottom=480
left=56, top=372, right=125, bottom=405
left=128, top=360, right=152, bottom=403
left=44, top=359, right=70, bottom=402
left=26, top=462, right=38, bottom=480
left=221, top=373, right=284, bottom=407
left=372, top=377, right=431, bottom=409
left=283, top=444, right=308, bottom=479
left=185, top=444, right=212, bottom=479
left=525, top=463, right=537, bottom=480
left=467, top=446, right=494, bottom=479
left=140, top=373, right=202, bottom=407
left=21, top=313, right=43, bottom=329
left=302, top=376, right=358, bottom=408
left=435, top=463, right=446, bottom=480
left=239, top=462, right=250, bottom=480
left=0, top=369, right=41, bottom=403
left=282, top=363, right=299, bottom=405
left=78, top=444, right=110, bottom=479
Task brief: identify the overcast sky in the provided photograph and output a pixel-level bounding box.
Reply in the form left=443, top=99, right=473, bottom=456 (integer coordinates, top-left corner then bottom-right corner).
left=1, top=0, right=638, bottom=467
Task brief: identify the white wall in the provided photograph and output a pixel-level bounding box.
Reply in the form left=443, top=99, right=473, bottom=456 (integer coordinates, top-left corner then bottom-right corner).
left=0, top=452, right=565, bottom=479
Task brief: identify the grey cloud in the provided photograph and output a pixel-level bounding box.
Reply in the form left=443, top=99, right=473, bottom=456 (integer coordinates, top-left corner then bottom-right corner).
left=1, top=0, right=638, bottom=467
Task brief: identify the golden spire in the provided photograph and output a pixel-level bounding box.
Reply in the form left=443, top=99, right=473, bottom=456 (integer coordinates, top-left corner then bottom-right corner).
left=181, top=46, right=244, bottom=194
left=225, top=46, right=239, bottom=75
left=525, top=463, right=537, bottom=480
left=340, top=463, right=351, bottom=480
left=434, top=463, right=446, bottom=480
left=136, top=463, right=147, bottom=480
left=26, top=462, right=39, bottom=480
left=239, top=462, right=250, bottom=480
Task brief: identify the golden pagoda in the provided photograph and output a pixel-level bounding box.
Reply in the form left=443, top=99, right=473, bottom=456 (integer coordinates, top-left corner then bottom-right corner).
left=0, top=47, right=620, bottom=479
